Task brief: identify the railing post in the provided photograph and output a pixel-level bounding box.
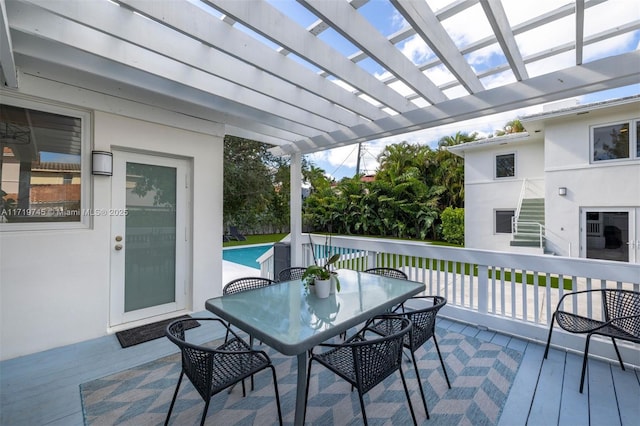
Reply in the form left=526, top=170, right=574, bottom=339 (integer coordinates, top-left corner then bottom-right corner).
left=477, top=264, right=489, bottom=314
left=367, top=251, right=377, bottom=269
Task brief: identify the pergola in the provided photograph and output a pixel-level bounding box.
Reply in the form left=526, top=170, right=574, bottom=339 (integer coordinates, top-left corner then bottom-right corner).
left=1, top=0, right=639, bottom=261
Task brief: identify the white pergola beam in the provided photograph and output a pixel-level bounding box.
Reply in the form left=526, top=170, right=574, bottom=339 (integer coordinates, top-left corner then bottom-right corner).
left=391, top=0, right=484, bottom=94
left=8, top=3, right=346, bottom=136
left=204, top=0, right=414, bottom=113
left=479, top=0, right=529, bottom=81
left=575, top=0, right=585, bottom=65
left=118, top=0, right=386, bottom=122
left=277, top=51, right=640, bottom=154
left=296, top=0, right=448, bottom=105
left=26, top=0, right=371, bottom=130
left=0, top=0, right=17, bottom=87
left=12, top=36, right=318, bottom=142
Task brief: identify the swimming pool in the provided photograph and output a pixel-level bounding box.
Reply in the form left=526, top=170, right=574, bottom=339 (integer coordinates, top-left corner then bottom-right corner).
left=223, top=244, right=273, bottom=269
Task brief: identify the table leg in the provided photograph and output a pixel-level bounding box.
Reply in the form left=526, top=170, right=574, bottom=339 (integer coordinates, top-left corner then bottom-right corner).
left=294, top=351, right=309, bottom=426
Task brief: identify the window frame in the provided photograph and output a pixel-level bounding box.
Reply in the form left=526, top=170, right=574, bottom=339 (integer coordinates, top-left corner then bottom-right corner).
left=494, top=152, right=516, bottom=179
left=1, top=94, right=92, bottom=231
left=590, top=119, right=640, bottom=163
left=495, top=209, right=515, bottom=234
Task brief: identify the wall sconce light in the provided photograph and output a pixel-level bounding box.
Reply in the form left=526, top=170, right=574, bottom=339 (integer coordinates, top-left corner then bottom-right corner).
left=558, top=187, right=567, bottom=196
left=92, top=151, right=113, bottom=176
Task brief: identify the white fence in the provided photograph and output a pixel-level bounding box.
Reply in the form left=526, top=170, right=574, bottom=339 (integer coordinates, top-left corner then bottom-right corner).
left=260, top=234, right=640, bottom=367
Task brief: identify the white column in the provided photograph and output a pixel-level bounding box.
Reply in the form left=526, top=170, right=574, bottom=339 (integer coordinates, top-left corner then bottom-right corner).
left=290, top=151, right=303, bottom=266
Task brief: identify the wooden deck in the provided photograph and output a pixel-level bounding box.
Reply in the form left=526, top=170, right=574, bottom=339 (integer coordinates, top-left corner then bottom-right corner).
left=1, top=311, right=638, bottom=425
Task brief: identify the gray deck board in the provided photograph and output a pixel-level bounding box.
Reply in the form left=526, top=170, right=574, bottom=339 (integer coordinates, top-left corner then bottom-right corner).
left=1, top=314, right=637, bottom=426
left=558, top=352, right=589, bottom=426
left=498, top=341, right=542, bottom=426
left=588, top=360, right=622, bottom=426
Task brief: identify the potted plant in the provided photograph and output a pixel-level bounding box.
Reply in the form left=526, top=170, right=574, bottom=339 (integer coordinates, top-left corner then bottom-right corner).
left=302, top=252, right=341, bottom=298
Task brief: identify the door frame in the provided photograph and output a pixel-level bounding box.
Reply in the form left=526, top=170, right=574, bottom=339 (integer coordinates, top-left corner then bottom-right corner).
left=579, top=207, right=637, bottom=263
left=109, top=149, right=191, bottom=327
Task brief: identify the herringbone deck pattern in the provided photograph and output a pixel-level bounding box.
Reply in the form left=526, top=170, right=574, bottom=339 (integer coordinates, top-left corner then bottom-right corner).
left=81, top=328, right=523, bottom=425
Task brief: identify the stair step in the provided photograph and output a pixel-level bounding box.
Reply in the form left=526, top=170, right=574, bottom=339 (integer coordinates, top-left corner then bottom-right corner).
left=510, top=240, right=541, bottom=247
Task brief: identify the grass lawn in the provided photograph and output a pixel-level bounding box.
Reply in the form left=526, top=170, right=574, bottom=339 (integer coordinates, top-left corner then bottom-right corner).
left=223, top=233, right=288, bottom=247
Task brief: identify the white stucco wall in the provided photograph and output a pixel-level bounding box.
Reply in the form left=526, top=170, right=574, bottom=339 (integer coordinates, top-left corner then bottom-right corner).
left=463, top=138, right=544, bottom=251
left=1, top=95, right=224, bottom=360
left=542, top=105, right=640, bottom=258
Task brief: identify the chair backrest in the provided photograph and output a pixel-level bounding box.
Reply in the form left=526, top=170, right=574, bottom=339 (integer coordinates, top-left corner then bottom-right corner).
left=364, top=267, right=408, bottom=280
left=223, top=277, right=275, bottom=295
left=277, top=267, right=307, bottom=282
left=353, top=315, right=412, bottom=393
left=402, top=296, right=447, bottom=349
left=603, top=290, right=640, bottom=340
left=166, top=318, right=218, bottom=400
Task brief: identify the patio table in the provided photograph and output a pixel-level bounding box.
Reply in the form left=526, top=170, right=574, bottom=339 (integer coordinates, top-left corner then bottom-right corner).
left=205, top=268, right=425, bottom=425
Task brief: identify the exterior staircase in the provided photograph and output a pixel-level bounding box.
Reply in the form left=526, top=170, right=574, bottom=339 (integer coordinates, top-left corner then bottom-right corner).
left=511, top=198, right=545, bottom=248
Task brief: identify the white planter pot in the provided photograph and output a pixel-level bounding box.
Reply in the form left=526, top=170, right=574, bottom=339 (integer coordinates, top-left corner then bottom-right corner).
left=314, top=278, right=331, bottom=299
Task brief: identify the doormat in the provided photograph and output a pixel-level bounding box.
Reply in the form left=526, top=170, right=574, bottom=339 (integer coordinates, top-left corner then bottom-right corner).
left=115, top=315, right=200, bottom=348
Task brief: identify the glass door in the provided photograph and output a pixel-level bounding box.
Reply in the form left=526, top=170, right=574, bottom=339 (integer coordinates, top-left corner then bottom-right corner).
left=110, top=150, right=189, bottom=325
left=581, top=208, right=637, bottom=263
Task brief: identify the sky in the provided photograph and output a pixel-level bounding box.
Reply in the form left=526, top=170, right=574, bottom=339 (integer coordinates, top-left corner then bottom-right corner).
left=273, top=0, right=640, bottom=180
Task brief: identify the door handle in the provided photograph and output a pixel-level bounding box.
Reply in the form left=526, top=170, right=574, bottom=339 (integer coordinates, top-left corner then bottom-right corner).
left=115, top=244, right=123, bottom=251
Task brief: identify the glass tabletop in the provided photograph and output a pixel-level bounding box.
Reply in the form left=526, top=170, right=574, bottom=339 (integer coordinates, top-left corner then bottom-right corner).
left=205, top=268, right=425, bottom=355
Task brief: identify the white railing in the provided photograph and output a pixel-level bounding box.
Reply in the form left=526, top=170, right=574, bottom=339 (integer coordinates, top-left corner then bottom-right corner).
left=512, top=220, right=572, bottom=256
left=260, top=234, right=640, bottom=367
left=515, top=178, right=545, bottom=218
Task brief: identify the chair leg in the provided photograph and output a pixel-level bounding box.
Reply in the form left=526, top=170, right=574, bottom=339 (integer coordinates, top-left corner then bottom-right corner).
left=269, top=365, right=284, bottom=426
left=579, top=334, right=593, bottom=393
left=410, top=351, right=430, bottom=419
left=398, top=365, right=418, bottom=426
left=249, top=336, right=255, bottom=391
left=165, top=371, right=184, bottom=426
left=356, top=389, right=369, bottom=426
left=432, top=335, right=451, bottom=389
left=200, top=398, right=211, bottom=426
left=611, top=337, right=626, bottom=371
left=543, top=314, right=556, bottom=359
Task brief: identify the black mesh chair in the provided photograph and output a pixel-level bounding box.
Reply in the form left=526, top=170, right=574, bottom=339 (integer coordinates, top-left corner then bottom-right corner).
left=222, top=277, right=276, bottom=394
left=364, top=267, right=408, bottom=280
left=304, top=315, right=417, bottom=426
left=223, top=277, right=276, bottom=295
left=367, top=296, right=450, bottom=419
left=277, top=267, right=307, bottom=282
left=164, top=318, right=283, bottom=426
left=364, top=267, right=409, bottom=312
left=544, top=289, right=640, bottom=393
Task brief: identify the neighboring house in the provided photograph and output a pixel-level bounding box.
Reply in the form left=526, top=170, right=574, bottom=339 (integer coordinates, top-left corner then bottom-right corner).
left=448, top=96, right=640, bottom=264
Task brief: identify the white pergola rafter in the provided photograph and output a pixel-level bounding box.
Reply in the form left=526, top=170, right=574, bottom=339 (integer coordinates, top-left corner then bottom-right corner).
left=390, top=0, right=484, bottom=94
left=576, top=0, right=585, bottom=65
left=0, top=0, right=17, bottom=87
left=296, top=0, right=448, bottom=105
left=479, top=0, right=529, bottom=81
left=0, top=0, right=637, bottom=156
left=204, top=0, right=415, bottom=114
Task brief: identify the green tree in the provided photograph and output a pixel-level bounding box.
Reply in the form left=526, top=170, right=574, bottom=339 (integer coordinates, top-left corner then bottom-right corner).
left=495, top=119, right=525, bottom=136
left=223, top=136, right=279, bottom=232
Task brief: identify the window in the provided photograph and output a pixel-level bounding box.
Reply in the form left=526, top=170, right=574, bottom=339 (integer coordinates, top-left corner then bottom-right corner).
left=1, top=101, right=86, bottom=225
left=495, top=153, right=515, bottom=178
left=592, top=120, right=639, bottom=162
left=495, top=210, right=514, bottom=234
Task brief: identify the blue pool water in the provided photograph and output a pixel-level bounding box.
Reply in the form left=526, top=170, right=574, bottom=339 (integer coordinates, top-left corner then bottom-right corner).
left=223, top=244, right=273, bottom=269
